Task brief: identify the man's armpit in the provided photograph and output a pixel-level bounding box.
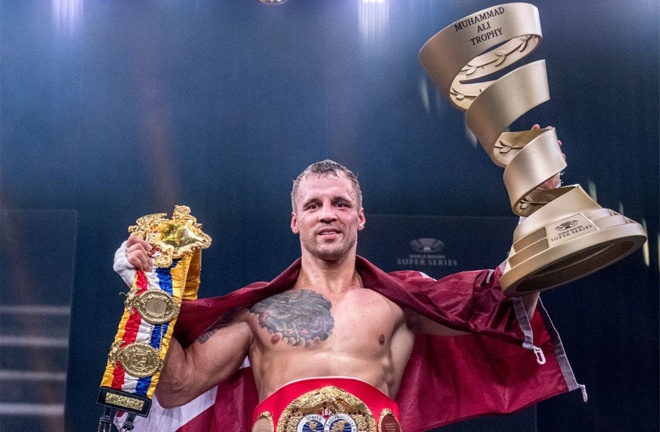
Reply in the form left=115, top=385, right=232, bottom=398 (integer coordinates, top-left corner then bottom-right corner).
left=403, top=307, right=423, bottom=333
left=405, top=308, right=466, bottom=337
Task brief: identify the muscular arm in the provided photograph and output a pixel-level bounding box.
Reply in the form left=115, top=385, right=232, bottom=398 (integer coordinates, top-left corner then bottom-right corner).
left=404, top=284, right=539, bottom=337
left=115, top=236, right=255, bottom=407
left=405, top=297, right=538, bottom=339
left=155, top=308, right=253, bottom=408
left=520, top=293, right=539, bottom=319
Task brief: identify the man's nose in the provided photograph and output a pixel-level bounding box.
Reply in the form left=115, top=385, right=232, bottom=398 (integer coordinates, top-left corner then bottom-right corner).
left=318, top=203, right=337, bottom=221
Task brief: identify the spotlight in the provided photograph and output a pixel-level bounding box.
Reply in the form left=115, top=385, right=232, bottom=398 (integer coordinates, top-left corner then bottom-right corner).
left=260, top=0, right=288, bottom=5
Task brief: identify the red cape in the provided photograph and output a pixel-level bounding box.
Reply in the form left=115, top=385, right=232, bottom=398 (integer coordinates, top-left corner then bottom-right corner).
left=168, top=256, right=580, bottom=432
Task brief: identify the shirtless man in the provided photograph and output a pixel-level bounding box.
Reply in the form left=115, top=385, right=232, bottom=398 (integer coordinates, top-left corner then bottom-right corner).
left=120, top=159, right=571, bottom=431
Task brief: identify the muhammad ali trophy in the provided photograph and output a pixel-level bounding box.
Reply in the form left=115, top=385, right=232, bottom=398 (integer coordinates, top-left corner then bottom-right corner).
left=96, top=206, right=211, bottom=431
left=419, top=3, right=646, bottom=295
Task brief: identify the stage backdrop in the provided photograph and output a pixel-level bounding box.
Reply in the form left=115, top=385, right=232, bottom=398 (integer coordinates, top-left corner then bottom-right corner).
left=0, top=0, right=657, bottom=431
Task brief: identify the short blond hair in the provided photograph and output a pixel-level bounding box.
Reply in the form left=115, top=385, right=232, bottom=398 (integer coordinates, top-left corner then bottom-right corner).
left=291, top=160, right=362, bottom=211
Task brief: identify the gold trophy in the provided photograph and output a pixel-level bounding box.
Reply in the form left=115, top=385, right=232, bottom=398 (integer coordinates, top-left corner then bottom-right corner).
left=419, top=3, right=646, bottom=295
left=96, top=205, right=211, bottom=431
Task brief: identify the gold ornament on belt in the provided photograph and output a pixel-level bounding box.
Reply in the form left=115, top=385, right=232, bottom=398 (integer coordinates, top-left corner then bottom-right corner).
left=419, top=3, right=647, bottom=295
left=277, top=386, right=376, bottom=432
left=124, top=289, right=180, bottom=325
left=129, top=205, right=212, bottom=268
left=108, top=341, right=164, bottom=378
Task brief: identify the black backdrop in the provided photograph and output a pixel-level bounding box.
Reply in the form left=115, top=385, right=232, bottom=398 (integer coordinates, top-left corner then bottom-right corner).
left=0, top=0, right=657, bottom=431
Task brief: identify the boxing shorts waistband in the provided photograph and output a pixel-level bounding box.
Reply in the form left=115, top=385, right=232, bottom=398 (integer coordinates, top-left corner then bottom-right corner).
left=252, top=377, right=402, bottom=432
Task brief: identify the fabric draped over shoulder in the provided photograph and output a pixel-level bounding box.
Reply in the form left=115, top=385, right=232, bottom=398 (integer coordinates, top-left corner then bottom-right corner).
left=151, top=256, right=579, bottom=432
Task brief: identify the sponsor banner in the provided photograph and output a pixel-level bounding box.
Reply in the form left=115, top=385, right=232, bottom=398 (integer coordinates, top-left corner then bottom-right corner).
left=358, top=215, right=518, bottom=279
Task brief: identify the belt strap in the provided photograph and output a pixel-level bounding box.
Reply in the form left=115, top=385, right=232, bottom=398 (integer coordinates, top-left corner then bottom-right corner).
left=96, top=206, right=211, bottom=430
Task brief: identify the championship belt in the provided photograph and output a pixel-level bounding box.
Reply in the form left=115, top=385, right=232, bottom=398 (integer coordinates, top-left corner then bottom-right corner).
left=418, top=3, right=647, bottom=295
left=96, top=205, right=212, bottom=431
left=252, top=378, right=401, bottom=432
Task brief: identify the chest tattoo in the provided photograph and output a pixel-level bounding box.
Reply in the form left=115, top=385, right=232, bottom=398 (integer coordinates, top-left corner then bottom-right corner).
left=249, top=289, right=334, bottom=347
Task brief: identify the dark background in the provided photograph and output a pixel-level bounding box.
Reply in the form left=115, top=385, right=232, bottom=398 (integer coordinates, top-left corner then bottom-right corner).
left=0, top=0, right=657, bottom=431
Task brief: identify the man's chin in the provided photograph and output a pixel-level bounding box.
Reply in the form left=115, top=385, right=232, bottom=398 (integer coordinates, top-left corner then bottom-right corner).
left=314, top=247, right=350, bottom=262
left=317, top=251, right=343, bottom=262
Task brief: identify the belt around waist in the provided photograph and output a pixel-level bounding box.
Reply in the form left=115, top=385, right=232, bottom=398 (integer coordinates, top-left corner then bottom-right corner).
left=252, top=377, right=402, bottom=432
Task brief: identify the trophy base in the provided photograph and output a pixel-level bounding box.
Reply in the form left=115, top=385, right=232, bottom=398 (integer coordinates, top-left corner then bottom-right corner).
left=501, top=189, right=647, bottom=296
left=502, top=224, right=646, bottom=296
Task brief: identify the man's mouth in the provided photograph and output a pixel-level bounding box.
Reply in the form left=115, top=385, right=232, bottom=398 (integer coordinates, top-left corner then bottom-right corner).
left=318, top=228, right=340, bottom=236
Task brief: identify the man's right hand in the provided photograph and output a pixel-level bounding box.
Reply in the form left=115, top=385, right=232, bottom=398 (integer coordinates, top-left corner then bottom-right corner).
left=125, top=235, right=153, bottom=271
left=113, top=235, right=154, bottom=287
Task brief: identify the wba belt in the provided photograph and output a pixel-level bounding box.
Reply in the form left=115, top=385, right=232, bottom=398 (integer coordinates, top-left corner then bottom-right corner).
left=96, top=206, right=211, bottom=432
left=252, top=377, right=402, bottom=432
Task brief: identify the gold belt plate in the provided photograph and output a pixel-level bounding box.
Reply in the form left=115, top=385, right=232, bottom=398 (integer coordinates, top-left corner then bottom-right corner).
left=125, top=289, right=180, bottom=324
left=108, top=341, right=163, bottom=378
left=277, top=386, right=376, bottom=432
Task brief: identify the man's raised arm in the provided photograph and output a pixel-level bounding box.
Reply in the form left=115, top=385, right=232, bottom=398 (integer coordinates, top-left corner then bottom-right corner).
left=114, top=236, right=254, bottom=408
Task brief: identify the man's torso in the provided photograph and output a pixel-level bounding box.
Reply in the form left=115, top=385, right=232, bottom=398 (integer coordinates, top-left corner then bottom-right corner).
left=244, top=287, right=415, bottom=401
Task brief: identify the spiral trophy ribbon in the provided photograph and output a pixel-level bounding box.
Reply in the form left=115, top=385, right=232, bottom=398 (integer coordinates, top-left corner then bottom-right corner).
left=419, top=3, right=646, bottom=295
left=96, top=205, right=212, bottom=431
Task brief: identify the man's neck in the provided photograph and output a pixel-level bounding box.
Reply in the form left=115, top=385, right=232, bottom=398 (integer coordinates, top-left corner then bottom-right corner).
left=294, top=253, right=363, bottom=294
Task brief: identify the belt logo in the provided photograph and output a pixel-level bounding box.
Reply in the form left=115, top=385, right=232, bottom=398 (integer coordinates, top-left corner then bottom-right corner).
left=278, top=386, right=376, bottom=432
left=297, top=413, right=358, bottom=432
left=125, top=289, right=180, bottom=325
left=108, top=341, right=163, bottom=377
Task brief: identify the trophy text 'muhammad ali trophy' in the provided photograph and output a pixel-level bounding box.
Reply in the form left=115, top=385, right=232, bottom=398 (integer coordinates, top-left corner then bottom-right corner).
left=96, top=205, right=212, bottom=431
left=419, top=3, right=646, bottom=295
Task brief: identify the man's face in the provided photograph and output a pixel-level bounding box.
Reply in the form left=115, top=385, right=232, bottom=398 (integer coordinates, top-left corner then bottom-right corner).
left=291, top=173, right=365, bottom=263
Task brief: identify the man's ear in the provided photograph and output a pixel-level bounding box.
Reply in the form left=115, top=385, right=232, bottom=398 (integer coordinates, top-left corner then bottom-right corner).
left=291, top=212, right=299, bottom=234
left=358, top=208, right=366, bottom=231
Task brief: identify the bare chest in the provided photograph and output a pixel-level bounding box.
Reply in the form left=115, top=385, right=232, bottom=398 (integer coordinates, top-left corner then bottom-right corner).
left=248, top=288, right=404, bottom=354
